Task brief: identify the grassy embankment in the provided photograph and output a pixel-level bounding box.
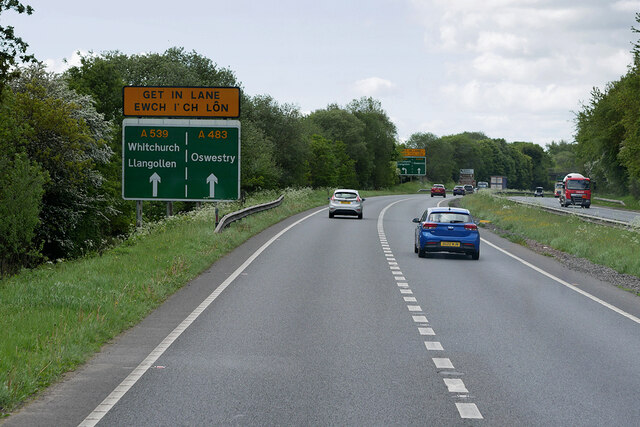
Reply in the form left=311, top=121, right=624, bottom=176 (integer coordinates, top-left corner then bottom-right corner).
left=0, top=182, right=427, bottom=415
left=458, top=191, right=640, bottom=280
left=592, top=194, right=640, bottom=211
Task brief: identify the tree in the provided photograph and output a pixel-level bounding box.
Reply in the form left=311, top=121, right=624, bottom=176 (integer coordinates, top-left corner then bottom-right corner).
left=239, top=120, right=281, bottom=191
left=101, top=47, right=239, bottom=88
left=513, top=141, right=552, bottom=188
left=0, top=87, right=47, bottom=275
left=10, top=64, right=114, bottom=259
left=0, top=153, right=46, bottom=275
left=546, top=140, right=578, bottom=173
left=421, top=136, right=456, bottom=183
left=243, top=95, right=309, bottom=187
left=575, top=84, right=627, bottom=192
left=65, top=54, right=125, bottom=122
left=441, top=133, right=484, bottom=183
left=0, top=0, right=36, bottom=95
left=65, top=48, right=245, bottom=223
left=405, top=132, right=438, bottom=150
left=348, top=97, right=398, bottom=189
left=305, top=105, right=370, bottom=187
left=308, top=135, right=338, bottom=187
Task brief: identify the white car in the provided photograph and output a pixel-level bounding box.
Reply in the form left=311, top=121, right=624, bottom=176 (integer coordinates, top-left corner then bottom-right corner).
left=329, top=189, right=365, bottom=219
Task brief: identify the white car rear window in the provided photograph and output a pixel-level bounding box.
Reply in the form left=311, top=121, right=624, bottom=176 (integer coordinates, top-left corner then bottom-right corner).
left=429, top=213, right=471, bottom=223
left=335, top=192, right=357, bottom=199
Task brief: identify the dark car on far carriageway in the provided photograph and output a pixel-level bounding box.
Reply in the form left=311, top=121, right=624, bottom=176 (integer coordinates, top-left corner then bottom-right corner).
left=453, top=185, right=466, bottom=196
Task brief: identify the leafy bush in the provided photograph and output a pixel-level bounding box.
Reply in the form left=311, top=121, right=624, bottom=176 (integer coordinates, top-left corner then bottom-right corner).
left=0, top=153, right=47, bottom=275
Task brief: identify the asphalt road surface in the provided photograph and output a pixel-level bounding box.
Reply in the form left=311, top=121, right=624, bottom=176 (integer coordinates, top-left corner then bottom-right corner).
left=5, top=195, right=640, bottom=426
left=509, top=195, right=640, bottom=225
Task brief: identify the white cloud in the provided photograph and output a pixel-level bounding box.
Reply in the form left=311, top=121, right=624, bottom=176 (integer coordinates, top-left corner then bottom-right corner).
left=474, top=32, right=529, bottom=54
left=408, top=0, right=635, bottom=144
left=353, top=77, right=395, bottom=97
left=612, top=1, right=640, bottom=12
left=42, top=50, right=92, bottom=73
left=441, top=80, right=589, bottom=113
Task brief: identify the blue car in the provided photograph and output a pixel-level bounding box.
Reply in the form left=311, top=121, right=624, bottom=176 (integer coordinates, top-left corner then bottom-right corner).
left=412, top=207, right=480, bottom=260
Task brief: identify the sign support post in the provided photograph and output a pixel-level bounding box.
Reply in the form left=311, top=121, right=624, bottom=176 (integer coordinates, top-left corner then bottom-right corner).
left=136, top=201, right=143, bottom=227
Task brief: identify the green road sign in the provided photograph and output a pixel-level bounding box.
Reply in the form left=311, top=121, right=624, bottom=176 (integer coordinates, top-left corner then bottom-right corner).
left=397, top=157, right=426, bottom=176
left=122, top=118, right=240, bottom=201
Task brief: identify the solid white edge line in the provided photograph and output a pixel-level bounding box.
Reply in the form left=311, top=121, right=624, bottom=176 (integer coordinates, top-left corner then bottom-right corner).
left=78, top=207, right=327, bottom=427
left=481, top=238, right=640, bottom=325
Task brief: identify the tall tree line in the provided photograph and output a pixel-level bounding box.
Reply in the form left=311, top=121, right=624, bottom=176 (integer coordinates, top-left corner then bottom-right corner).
left=573, top=13, right=640, bottom=196
left=0, top=47, right=399, bottom=274
left=402, top=131, right=558, bottom=190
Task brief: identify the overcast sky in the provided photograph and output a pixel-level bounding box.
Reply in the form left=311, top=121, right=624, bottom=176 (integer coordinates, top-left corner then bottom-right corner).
left=7, top=0, right=640, bottom=146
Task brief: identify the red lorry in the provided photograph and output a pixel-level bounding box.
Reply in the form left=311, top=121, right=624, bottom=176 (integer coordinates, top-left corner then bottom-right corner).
left=558, top=173, right=591, bottom=208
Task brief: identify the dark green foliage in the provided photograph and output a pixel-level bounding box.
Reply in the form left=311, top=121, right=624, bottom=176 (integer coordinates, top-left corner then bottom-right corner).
left=348, top=97, right=398, bottom=189
left=240, top=120, right=282, bottom=191
left=242, top=95, right=309, bottom=187
left=572, top=13, right=640, bottom=196
left=308, top=135, right=338, bottom=187
left=8, top=66, right=114, bottom=260
left=0, top=153, right=46, bottom=275
left=513, top=141, right=551, bottom=189
left=403, top=131, right=546, bottom=189
left=546, top=140, right=580, bottom=180
left=575, top=84, right=627, bottom=192
left=305, top=105, right=371, bottom=187
left=65, top=55, right=124, bottom=122
left=0, top=1, right=36, bottom=95
left=422, top=136, right=456, bottom=183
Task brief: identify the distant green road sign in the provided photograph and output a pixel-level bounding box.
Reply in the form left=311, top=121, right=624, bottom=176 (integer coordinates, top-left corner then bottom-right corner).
left=122, top=118, right=240, bottom=201
left=398, top=157, right=426, bottom=176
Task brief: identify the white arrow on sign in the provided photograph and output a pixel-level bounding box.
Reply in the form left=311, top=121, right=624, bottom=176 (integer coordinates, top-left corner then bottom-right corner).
left=402, top=168, right=407, bottom=174
left=418, top=168, right=421, bottom=174
left=206, top=173, right=218, bottom=198
left=149, top=172, right=161, bottom=197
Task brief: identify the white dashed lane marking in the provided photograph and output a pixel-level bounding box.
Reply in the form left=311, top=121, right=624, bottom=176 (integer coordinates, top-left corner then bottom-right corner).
left=433, top=358, right=455, bottom=369
left=444, top=378, right=469, bottom=393
left=456, top=403, right=483, bottom=419
left=424, top=341, right=444, bottom=351
left=377, top=198, right=483, bottom=421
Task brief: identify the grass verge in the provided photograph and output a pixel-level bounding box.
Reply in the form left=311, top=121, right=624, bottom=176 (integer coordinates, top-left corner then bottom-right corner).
left=592, top=194, right=640, bottom=211
left=458, top=192, right=640, bottom=278
left=0, top=188, right=334, bottom=415
left=0, top=184, right=433, bottom=415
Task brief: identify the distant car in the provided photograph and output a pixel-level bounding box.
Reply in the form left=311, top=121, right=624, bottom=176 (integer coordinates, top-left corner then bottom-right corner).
left=554, top=182, right=563, bottom=198
left=534, top=187, right=544, bottom=197
left=477, top=181, right=489, bottom=190
left=431, top=184, right=446, bottom=197
left=329, top=189, right=365, bottom=219
left=453, top=185, right=466, bottom=196
left=463, top=185, right=474, bottom=194
left=412, top=207, right=480, bottom=260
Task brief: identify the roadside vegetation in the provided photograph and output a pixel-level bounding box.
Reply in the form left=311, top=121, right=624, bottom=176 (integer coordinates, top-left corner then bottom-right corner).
left=0, top=188, right=327, bottom=415
left=4, top=2, right=640, bottom=416
left=592, top=195, right=640, bottom=211
left=459, top=192, right=640, bottom=278
left=0, top=182, right=430, bottom=415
